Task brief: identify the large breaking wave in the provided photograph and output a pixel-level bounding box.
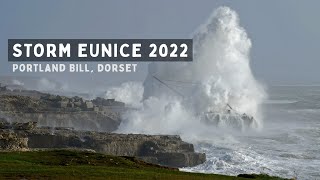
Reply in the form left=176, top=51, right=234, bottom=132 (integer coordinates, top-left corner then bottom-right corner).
left=106, top=7, right=320, bottom=179
left=109, top=7, right=265, bottom=140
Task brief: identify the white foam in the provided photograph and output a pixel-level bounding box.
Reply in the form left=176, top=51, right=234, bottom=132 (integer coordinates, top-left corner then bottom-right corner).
left=117, top=6, right=265, bottom=137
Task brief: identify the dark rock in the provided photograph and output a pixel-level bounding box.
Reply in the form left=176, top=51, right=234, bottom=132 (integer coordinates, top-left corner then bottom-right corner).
left=237, top=174, right=256, bottom=178
left=0, top=118, right=10, bottom=129
left=12, top=122, right=37, bottom=130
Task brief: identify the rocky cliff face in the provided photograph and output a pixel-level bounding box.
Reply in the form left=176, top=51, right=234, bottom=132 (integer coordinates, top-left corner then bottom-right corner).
left=0, top=131, right=28, bottom=151
left=0, top=125, right=205, bottom=168
left=0, top=94, right=122, bottom=132
left=1, top=111, right=119, bottom=132
left=0, top=91, right=206, bottom=168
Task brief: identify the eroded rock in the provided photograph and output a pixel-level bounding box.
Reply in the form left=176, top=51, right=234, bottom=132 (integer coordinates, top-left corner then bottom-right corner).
left=0, top=131, right=28, bottom=151
left=7, top=127, right=206, bottom=168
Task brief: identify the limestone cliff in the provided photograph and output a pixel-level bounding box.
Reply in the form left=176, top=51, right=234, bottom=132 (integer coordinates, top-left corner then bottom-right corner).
left=0, top=89, right=206, bottom=167
left=0, top=94, right=123, bottom=132
left=0, top=125, right=205, bottom=168
left=0, top=131, right=28, bottom=151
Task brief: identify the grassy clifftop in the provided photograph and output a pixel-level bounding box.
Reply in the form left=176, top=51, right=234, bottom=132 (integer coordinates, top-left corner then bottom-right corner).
left=0, top=150, right=289, bottom=180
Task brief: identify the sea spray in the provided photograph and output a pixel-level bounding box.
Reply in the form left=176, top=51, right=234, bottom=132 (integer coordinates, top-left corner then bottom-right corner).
left=110, top=7, right=266, bottom=139
left=105, top=81, right=144, bottom=108
left=100, top=7, right=320, bottom=179
left=104, top=7, right=273, bottom=177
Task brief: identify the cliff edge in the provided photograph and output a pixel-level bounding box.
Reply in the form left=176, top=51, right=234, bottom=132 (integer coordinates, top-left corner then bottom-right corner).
left=0, top=123, right=205, bottom=168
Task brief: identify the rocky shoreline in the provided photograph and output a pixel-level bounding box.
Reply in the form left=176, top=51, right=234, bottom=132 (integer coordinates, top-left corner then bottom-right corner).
left=0, top=85, right=292, bottom=180
left=0, top=86, right=206, bottom=168
left=0, top=123, right=205, bottom=167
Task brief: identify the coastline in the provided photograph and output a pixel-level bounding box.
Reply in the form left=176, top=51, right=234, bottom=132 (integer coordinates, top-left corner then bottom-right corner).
left=0, top=150, right=290, bottom=180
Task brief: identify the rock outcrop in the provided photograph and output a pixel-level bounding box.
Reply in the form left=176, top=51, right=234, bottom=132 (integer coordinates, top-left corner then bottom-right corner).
left=0, top=90, right=206, bottom=168
left=23, top=127, right=205, bottom=167
left=0, top=122, right=205, bottom=168
left=0, top=94, right=124, bottom=132
left=0, top=131, right=28, bottom=151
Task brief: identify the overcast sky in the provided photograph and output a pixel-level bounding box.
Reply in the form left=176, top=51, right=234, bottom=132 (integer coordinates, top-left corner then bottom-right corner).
left=1, top=0, right=320, bottom=91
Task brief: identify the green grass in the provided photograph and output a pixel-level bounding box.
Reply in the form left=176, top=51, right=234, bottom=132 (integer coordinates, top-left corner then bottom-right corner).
left=0, top=150, right=290, bottom=180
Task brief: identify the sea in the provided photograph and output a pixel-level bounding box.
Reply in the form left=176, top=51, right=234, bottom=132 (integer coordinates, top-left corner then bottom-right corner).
left=182, top=86, right=320, bottom=179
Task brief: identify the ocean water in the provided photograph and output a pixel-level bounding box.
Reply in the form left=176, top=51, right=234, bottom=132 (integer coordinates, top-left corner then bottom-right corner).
left=108, top=7, right=319, bottom=180
left=182, top=86, right=320, bottom=180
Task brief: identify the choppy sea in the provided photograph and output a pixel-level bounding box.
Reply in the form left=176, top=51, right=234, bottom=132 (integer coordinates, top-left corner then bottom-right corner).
left=182, top=86, right=320, bottom=180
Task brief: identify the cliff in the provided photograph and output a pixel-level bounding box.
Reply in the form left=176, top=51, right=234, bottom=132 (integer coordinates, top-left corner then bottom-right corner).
left=0, top=123, right=205, bottom=168
left=0, top=94, right=123, bottom=132
left=0, top=89, right=206, bottom=168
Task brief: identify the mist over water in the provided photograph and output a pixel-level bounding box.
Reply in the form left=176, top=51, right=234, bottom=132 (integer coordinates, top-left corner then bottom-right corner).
left=105, top=81, right=144, bottom=108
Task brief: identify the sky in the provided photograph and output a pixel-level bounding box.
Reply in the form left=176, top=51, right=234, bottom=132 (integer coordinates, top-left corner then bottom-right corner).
left=1, top=0, right=320, bottom=92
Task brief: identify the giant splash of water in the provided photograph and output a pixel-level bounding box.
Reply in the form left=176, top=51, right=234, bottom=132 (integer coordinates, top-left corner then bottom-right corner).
left=109, top=7, right=265, bottom=140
